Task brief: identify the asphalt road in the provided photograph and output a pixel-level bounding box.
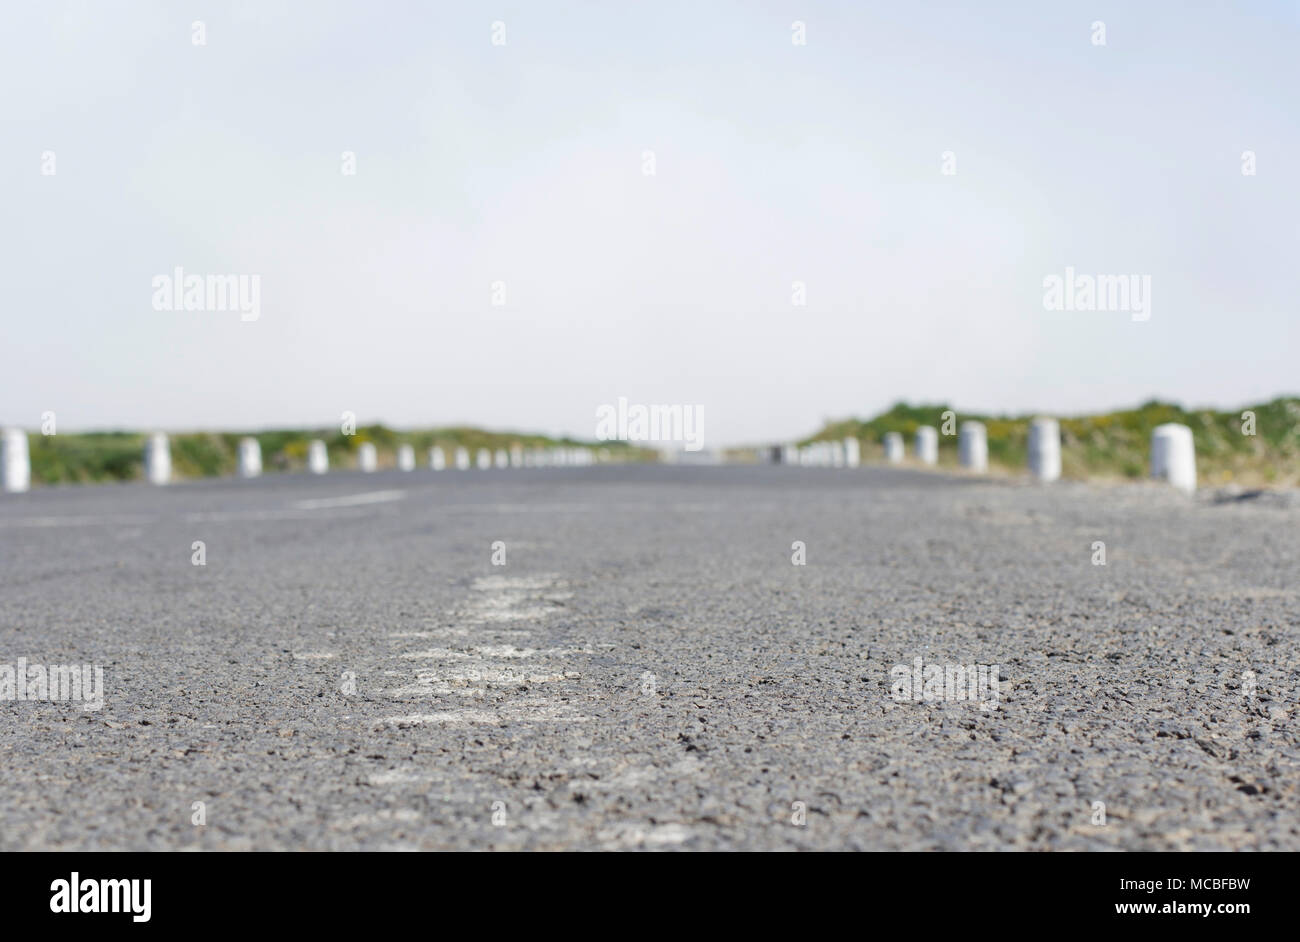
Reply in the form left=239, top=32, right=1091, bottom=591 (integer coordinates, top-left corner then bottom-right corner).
left=1, top=466, right=1297, bottom=850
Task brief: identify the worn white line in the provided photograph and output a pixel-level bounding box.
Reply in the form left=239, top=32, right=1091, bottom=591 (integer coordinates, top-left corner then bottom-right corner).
left=0, top=513, right=156, bottom=529
left=294, top=489, right=406, bottom=510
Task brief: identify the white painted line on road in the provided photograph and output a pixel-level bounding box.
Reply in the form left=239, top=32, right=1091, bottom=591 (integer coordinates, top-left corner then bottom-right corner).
left=378, top=711, right=502, bottom=728
left=184, top=508, right=360, bottom=523
left=368, top=770, right=441, bottom=786
left=387, top=629, right=474, bottom=639
left=293, top=489, right=406, bottom=510
left=599, top=823, right=693, bottom=847
left=0, top=513, right=157, bottom=529
left=400, top=648, right=475, bottom=660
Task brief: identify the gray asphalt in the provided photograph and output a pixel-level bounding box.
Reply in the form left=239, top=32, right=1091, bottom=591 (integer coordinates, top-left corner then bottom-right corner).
left=1, top=466, right=1297, bottom=850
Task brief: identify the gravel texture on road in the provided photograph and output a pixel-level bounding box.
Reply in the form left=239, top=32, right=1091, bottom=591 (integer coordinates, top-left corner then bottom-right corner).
left=1, top=466, right=1297, bottom=850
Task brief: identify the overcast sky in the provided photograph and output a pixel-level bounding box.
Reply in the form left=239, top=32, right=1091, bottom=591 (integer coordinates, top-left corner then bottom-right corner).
left=3, top=1, right=1297, bottom=445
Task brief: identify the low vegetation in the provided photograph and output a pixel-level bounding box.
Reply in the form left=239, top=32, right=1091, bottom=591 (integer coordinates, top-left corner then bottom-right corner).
left=807, top=397, right=1300, bottom=486
left=27, top=426, right=648, bottom=485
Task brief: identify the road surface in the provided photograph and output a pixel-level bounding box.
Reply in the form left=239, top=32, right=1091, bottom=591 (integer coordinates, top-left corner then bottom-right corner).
left=1, top=466, right=1297, bottom=850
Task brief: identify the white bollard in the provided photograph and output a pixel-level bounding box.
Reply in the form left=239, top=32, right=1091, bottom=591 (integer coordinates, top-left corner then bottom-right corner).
left=1151, top=423, right=1196, bottom=494
left=883, top=431, right=904, bottom=464
left=455, top=447, right=470, bottom=470
left=914, top=426, right=938, bottom=466
left=308, top=440, right=329, bottom=474
left=1, top=428, right=31, bottom=493
left=958, top=421, right=987, bottom=473
left=237, top=437, right=262, bottom=478
left=144, top=432, right=172, bottom=485
left=1027, top=418, right=1061, bottom=482
left=357, top=442, right=377, bottom=472
left=429, top=446, right=446, bottom=470
left=476, top=448, right=492, bottom=470
left=844, top=437, right=861, bottom=468
left=396, top=444, right=415, bottom=471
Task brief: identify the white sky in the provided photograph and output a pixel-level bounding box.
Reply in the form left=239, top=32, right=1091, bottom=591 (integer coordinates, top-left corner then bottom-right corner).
left=3, top=1, right=1297, bottom=445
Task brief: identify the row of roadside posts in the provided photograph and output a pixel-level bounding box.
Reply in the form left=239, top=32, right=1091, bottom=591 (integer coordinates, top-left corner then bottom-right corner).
left=0, top=421, right=1199, bottom=495
left=775, top=418, right=1195, bottom=494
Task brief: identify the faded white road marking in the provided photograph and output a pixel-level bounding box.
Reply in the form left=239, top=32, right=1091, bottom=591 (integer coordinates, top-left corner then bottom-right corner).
left=0, top=514, right=156, bottom=529
left=400, top=648, right=475, bottom=660
left=458, top=574, right=570, bottom=624
left=377, top=701, right=589, bottom=728
left=599, top=823, right=694, bottom=847
left=367, top=770, right=441, bottom=786
left=388, top=629, right=475, bottom=639
left=378, top=711, right=502, bottom=728
left=294, top=489, right=406, bottom=510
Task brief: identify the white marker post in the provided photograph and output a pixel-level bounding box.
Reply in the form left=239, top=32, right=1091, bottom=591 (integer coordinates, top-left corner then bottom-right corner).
left=397, top=444, right=415, bottom=471
left=883, top=432, right=904, bottom=464
left=1, top=428, right=30, bottom=493
left=915, top=426, right=938, bottom=466
left=308, top=440, right=329, bottom=474
left=144, top=433, right=172, bottom=485
left=958, top=421, right=988, bottom=473
left=1027, top=418, right=1061, bottom=482
left=237, top=437, right=262, bottom=478
left=477, top=448, right=492, bottom=470
left=429, top=446, right=446, bottom=470
left=844, top=437, right=861, bottom=468
left=455, top=447, right=470, bottom=470
left=357, top=442, right=377, bottom=473
left=1151, top=423, right=1196, bottom=494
